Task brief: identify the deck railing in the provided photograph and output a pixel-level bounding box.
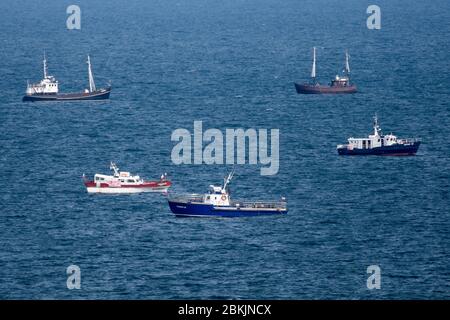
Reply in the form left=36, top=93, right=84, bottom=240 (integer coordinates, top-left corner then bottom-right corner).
left=230, top=200, right=287, bottom=209
left=397, top=138, right=421, bottom=144
left=168, top=193, right=204, bottom=203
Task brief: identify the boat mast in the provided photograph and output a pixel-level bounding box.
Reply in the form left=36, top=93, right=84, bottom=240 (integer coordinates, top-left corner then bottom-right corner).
left=110, top=162, right=120, bottom=177
left=311, top=47, right=317, bottom=83
left=87, top=55, right=96, bottom=92
left=344, top=50, right=351, bottom=77
left=43, top=53, right=48, bottom=79
left=222, top=169, right=235, bottom=192
left=373, top=114, right=381, bottom=136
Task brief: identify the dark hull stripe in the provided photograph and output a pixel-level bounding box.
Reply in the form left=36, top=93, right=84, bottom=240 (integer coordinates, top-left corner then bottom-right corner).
left=294, top=82, right=357, bottom=94
left=23, top=88, right=111, bottom=101
left=337, top=142, right=421, bottom=156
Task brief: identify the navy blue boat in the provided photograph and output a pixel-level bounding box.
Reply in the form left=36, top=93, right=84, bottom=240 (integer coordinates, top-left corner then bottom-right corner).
left=168, top=171, right=287, bottom=218
left=337, top=116, right=421, bottom=156
left=23, top=54, right=111, bottom=102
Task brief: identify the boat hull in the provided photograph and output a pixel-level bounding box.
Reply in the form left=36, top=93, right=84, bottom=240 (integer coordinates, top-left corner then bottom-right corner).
left=294, top=83, right=357, bottom=94
left=23, top=87, right=111, bottom=102
left=337, top=142, right=421, bottom=156
left=168, top=201, right=287, bottom=218
left=84, top=180, right=171, bottom=194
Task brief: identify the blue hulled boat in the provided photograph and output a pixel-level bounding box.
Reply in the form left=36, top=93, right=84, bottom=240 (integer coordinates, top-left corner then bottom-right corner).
left=167, top=171, right=287, bottom=218
left=337, top=116, right=421, bottom=156
left=23, top=54, right=111, bottom=102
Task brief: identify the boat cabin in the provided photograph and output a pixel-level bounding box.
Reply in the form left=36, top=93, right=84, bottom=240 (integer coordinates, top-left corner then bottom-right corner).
left=94, top=173, right=143, bottom=185
left=347, top=134, right=399, bottom=149
left=331, top=75, right=350, bottom=87
left=93, top=163, right=144, bottom=185
left=26, top=55, right=59, bottom=95
left=26, top=77, right=59, bottom=95
left=345, top=117, right=400, bottom=150
left=203, top=185, right=230, bottom=206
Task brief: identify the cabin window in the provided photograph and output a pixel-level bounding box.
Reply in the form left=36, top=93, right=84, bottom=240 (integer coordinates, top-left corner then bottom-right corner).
left=206, top=196, right=210, bottom=200
left=127, top=179, right=135, bottom=183
left=362, top=140, right=366, bottom=148
left=95, top=177, right=99, bottom=181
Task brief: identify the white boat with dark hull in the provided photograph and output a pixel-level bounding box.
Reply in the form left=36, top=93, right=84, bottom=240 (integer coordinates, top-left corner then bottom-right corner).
left=337, top=116, right=421, bottom=156
left=83, top=162, right=171, bottom=194
left=23, top=54, right=111, bottom=102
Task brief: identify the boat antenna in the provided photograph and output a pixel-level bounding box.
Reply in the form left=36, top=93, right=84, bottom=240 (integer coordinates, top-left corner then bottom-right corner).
left=223, top=168, right=235, bottom=192
left=311, top=46, right=317, bottom=83
left=110, top=161, right=119, bottom=176
left=87, top=55, right=96, bottom=92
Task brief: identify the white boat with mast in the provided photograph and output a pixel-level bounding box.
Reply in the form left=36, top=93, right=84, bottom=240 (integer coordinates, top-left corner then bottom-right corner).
left=23, top=54, right=111, bottom=101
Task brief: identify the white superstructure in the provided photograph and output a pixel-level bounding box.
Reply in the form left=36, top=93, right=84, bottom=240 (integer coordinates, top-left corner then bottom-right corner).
left=92, top=162, right=144, bottom=187
left=202, top=170, right=235, bottom=206
left=26, top=54, right=59, bottom=95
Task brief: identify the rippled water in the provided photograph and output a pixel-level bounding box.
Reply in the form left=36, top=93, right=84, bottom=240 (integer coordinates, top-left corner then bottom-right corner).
left=0, top=0, right=449, bottom=299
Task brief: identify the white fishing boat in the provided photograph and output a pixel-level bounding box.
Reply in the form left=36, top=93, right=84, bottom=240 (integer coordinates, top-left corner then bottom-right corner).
left=23, top=54, right=111, bottom=101
left=83, top=162, right=171, bottom=194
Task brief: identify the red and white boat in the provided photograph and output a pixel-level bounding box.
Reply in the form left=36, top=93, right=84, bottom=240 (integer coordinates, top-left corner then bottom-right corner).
left=83, top=162, right=171, bottom=194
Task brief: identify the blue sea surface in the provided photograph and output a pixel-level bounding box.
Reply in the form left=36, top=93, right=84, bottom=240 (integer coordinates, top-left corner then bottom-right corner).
left=0, top=0, right=449, bottom=299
